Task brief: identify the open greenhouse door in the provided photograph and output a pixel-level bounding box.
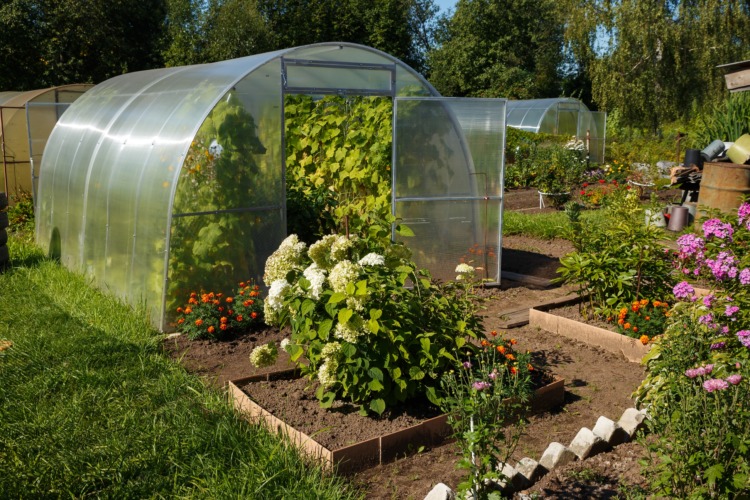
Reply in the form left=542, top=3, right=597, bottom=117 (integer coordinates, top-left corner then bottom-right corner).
left=392, top=98, right=507, bottom=284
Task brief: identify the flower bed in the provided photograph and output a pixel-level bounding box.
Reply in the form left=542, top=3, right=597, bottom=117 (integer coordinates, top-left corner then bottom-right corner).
left=227, top=369, right=565, bottom=474
left=529, top=297, right=651, bottom=363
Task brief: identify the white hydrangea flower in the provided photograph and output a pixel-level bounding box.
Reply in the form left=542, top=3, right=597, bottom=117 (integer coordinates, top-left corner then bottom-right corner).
left=308, top=234, right=338, bottom=270
left=330, top=235, right=354, bottom=262
left=280, top=338, right=290, bottom=351
left=264, top=234, right=307, bottom=286
left=328, top=260, right=360, bottom=294
left=320, top=341, right=341, bottom=360
left=249, top=343, right=278, bottom=368
left=455, top=263, right=475, bottom=281
left=358, top=252, right=385, bottom=267
left=334, top=322, right=361, bottom=343
left=303, top=263, right=327, bottom=300
left=318, top=361, right=337, bottom=388
left=266, top=279, right=290, bottom=311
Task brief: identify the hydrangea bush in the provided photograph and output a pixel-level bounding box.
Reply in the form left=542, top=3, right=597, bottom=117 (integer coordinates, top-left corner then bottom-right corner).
left=256, top=230, right=482, bottom=415
left=636, top=203, right=750, bottom=497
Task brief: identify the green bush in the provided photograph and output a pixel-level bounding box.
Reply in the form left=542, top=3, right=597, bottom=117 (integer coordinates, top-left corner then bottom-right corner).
left=258, top=228, right=482, bottom=415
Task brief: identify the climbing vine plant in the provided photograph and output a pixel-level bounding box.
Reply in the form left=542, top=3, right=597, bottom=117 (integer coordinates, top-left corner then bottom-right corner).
left=284, top=95, right=393, bottom=240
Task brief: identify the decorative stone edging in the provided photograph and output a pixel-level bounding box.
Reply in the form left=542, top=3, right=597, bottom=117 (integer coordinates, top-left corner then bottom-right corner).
left=423, top=407, right=648, bottom=499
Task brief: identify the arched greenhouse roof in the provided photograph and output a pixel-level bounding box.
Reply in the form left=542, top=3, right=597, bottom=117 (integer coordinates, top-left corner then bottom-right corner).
left=36, top=43, right=443, bottom=331
left=506, top=98, right=606, bottom=163
left=0, top=84, right=93, bottom=203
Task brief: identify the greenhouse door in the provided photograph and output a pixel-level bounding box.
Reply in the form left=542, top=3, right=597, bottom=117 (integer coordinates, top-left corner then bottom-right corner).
left=391, top=98, right=507, bottom=284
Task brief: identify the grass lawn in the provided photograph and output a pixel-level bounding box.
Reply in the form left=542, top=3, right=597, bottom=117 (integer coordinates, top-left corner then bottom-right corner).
left=0, top=233, right=360, bottom=499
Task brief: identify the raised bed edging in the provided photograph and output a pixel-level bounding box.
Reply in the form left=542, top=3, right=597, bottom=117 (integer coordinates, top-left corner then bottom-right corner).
left=227, top=369, right=565, bottom=474
left=528, top=305, right=651, bottom=363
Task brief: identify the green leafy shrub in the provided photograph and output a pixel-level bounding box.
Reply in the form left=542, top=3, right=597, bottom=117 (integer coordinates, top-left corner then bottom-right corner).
left=174, top=281, right=264, bottom=340
left=529, top=140, right=587, bottom=207
left=556, top=187, right=674, bottom=318
left=439, top=331, right=533, bottom=498
left=284, top=95, right=392, bottom=238
left=613, top=298, right=670, bottom=344
left=6, top=190, right=34, bottom=233
left=693, top=91, right=750, bottom=146
left=258, top=229, right=482, bottom=415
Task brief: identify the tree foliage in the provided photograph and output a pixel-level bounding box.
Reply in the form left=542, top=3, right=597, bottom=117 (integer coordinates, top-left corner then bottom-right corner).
left=426, top=0, right=564, bottom=98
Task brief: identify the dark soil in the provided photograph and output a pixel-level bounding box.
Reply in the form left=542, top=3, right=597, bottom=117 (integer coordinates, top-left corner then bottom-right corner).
left=162, top=188, right=656, bottom=499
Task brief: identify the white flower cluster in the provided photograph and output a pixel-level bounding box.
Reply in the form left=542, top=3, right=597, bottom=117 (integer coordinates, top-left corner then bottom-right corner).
left=303, top=264, right=326, bottom=300
left=280, top=338, right=291, bottom=351
left=328, top=260, right=360, bottom=294
left=358, top=252, right=385, bottom=267
left=318, top=361, right=337, bottom=388
left=321, top=341, right=341, bottom=360
left=263, top=279, right=290, bottom=321
left=455, top=263, right=475, bottom=281
left=330, top=235, right=354, bottom=262
left=264, top=234, right=307, bottom=285
left=249, top=342, right=278, bottom=368
left=308, top=234, right=338, bottom=270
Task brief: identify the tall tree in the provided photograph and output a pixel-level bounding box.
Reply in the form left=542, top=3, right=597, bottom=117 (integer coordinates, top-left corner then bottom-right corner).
left=426, top=0, right=564, bottom=98
left=202, top=0, right=274, bottom=62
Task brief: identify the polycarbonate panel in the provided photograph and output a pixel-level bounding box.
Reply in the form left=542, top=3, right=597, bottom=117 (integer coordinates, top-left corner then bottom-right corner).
left=396, top=200, right=501, bottom=283
left=393, top=98, right=505, bottom=283
left=165, top=209, right=284, bottom=327
left=285, top=64, right=393, bottom=93
left=590, top=111, right=607, bottom=163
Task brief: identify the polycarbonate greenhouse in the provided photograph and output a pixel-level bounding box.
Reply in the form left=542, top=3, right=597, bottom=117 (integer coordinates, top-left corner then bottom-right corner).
left=506, top=98, right=606, bottom=163
left=36, top=43, right=507, bottom=331
left=0, top=85, right=92, bottom=203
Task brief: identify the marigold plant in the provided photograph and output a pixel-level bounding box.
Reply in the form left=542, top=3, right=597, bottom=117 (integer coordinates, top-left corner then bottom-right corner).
left=612, top=298, right=669, bottom=343
left=174, top=281, right=264, bottom=340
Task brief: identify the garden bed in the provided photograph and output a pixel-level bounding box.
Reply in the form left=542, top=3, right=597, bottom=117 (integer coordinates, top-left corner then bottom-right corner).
left=529, top=297, right=651, bottom=363
left=228, top=368, right=565, bottom=473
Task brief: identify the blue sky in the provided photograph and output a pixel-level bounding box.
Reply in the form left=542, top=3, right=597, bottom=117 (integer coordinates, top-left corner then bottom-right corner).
left=434, top=0, right=457, bottom=14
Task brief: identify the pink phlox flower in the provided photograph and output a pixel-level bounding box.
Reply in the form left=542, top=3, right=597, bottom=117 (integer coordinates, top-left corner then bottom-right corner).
left=672, top=281, right=695, bottom=300
left=737, top=330, right=750, bottom=348
left=738, top=202, right=750, bottom=224
left=741, top=268, right=750, bottom=285
left=703, top=378, right=729, bottom=392
left=727, top=374, right=742, bottom=385
left=703, top=294, right=716, bottom=308
left=710, top=341, right=726, bottom=350
left=472, top=381, right=491, bottom=391
left=725, top=305, right=740, bottom=317
left=702, top=218, right=734, bottom=242
left=488, top=370, right=498, bottom=380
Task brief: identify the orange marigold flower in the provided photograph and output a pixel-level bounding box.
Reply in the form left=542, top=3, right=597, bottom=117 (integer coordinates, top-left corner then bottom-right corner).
left=624, top=322, right=631, bottom=329
left=497, top=345, right=506, bottom=354
left=633, top=326, right=638, bottom=332
left=208, top=326, right=215, bottom=334
left=640, top=299, right=648, bottom=306
left=216, top=293, right=222, bottom=298
left=201, top=294, right=210, bottom=303
left=220, top=324, right=228, bottom=331
left=184, top=307, right=192, bottom=314
left=490, top=330, right=497, bottom=337
left=213, top=300, right=220, bottom=306
left=188, top=298, right=198, bottom=305
left=618, top=318, right=624, bottom=325
left=249, top=291, right=258, bottom=297
left=645, top=316, right=650, bottom=321
left=239, top=290, right=245, bottom=295
left=226, top=297, right=233, bottom=303
left=527, top=364, right=534, bottom=371
left=177, top=318, right=184, bottom=324
left=243, top=300, right=252, bottom=307
left=251, top=312, right=258, bottom=319
left=653, top=301, right=661, bottom=307
left=195, top=319, right=203, bottom=326
left=510, top=339, right=517, bottom=345
left=620, top=307, right=628, bottom=315
left=505, top=353, right=516, bottom=361
left=220, top=317, right=228, bottom=324
left=510, top=366, right=518, bottom=375
left=239, top=282, right=246, bottom=288
left=228, top=309, right=234, bottom=315
left=236, top=315, right=243, bottom=322
left=631, top=305, right=639, bottom=312
left=662, top=302, right=669, bottom=308
left=640, top=335, right=649, bottom=345
left=218, top=307, right=224, bottom=312
left=190, top=292, right=197, bottom=298
left=607, top=317, right=612, bottom=322
left=176, top=307, right=184, bottom=313
left=481, top=339, right=489, bottom=347
left=253, top=285, right=260, bottom=291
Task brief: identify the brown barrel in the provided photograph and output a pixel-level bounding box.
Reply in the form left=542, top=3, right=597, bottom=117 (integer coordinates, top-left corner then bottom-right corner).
left=697, top=162, right=750, bottom=218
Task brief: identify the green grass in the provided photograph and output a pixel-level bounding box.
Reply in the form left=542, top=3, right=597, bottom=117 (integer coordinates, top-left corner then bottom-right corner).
left=502, top=209, right=608, bottom=240
left=0, top=234, right=360, bottom=499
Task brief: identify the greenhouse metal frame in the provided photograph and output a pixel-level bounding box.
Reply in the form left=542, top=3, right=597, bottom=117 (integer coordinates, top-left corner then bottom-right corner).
left=36, top=43, right=506, bottom=331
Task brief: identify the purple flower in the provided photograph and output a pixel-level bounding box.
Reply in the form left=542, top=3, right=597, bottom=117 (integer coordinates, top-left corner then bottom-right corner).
left=685, top=364, right=714, bottom=378
left=727, top=374, right=742, bottom=385
left=488, top=370, right=498, bottom=380
left=703, top=218, right=734, bottom=241
left=462, top=361, right=472, bottom=369
left=703, top=378, right=729, bottom=392
left=738, top=202, right=750, bottom=224
left=704, top=251, right=739, bottom=281
left=676, top=233, right=705, bottom=259
left=710, top=341, right=726, bottom=350
left=738, top=330, right=750, bottom=348
left=741, top=268, right=750, bottom=285
left=699, top=313, right=715, bottom=326
left=673, top=281, right=695, bottom=300
left=703, top=294, right=716, bottom=308
left=685, top=368, right=700, bottom=378
left=725, top=305, right=740, bottom=317
left=472, top=381, right=491, bottom=391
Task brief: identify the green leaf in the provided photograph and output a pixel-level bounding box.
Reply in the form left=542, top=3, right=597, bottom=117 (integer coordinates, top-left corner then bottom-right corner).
left=369, top=398, right=386, bottom=415
left=368, top=318, right=380, bottom=334
left=420, top=337, right=431, bottom=353
left=318, top=319, right=332, bottom=341
left=455, top=337, right=465, bottom=349
left=328, top=292, right=346, bottom=304
left=355, top=279, right=368, bottom=296
left=368, top=379, right=384, bottom=391
left=425, top=386, right=440, bottom=406
left=319, top=391, right=336, bottom=409
left=369, top=308, right=382, bottom=320
left=301, top=299, right=315, bottom=316
left=288, top=344, right=304, bottom=362
left=395, top=224, right=414, bottom=237
left=368, top=367, right=384, bottom=382
left=338, top=308, right=353, bottom=325
left=409, top=366, right=425, bottom=380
